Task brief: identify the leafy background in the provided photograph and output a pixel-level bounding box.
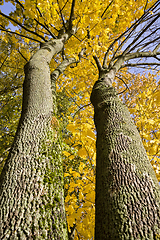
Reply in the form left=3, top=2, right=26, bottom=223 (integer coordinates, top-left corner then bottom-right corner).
left=0, top=0, right=160, bottom=239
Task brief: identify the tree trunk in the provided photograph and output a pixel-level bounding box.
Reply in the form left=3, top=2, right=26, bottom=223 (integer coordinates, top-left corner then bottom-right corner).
left=91, top=76, right=160, bottom=240
left=0, top=40, right=68, bottom=239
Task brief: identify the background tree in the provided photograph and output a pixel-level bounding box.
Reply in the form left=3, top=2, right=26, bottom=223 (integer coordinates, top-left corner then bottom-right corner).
left=0, top=0, right=160, bottom=239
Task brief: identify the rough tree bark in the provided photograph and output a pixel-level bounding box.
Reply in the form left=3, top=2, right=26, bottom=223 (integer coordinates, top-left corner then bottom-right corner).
left=0, top=39, right=69, bottom=239
left=91, top=70, right=160, bottom=240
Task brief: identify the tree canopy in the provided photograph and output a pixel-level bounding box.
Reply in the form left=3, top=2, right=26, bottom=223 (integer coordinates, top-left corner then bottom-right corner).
left=0, top=0, right=160, bottom=239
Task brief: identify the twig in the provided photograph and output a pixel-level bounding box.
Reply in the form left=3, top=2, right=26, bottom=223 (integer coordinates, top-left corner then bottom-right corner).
left=116, top=75, right=130, bottom=94
left=123, top=14, right=160, bottom=55
left=18, top=49, right=28, bottom=62
left=101, top=0, right=114, bottom=19
left=61, top=0, right=70, bottom=11
left=36, top=6, right=43, bottom=17
left=103, top=1, right=159, bottom=68
left=0, top=54, right=9, bottom=69
left=144, top=0, right=149, bottom=13
left=73, top=103, right=91, bottom=118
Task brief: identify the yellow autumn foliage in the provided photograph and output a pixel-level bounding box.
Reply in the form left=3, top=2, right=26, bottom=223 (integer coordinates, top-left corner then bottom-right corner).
left=0, top=0, right=160, bottom=239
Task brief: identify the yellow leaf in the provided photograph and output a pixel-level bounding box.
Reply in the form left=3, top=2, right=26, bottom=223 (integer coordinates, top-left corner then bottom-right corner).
left=78, top=148, right=87, bottom=158
left=79, top=163, right=85, bottom=173
left=63, top=151, right=70, bottom=157
left=87, top=129, right=95, bottom=139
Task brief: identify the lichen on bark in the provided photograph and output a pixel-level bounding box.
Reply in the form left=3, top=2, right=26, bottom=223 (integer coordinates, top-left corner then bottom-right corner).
left=91, top=79, right=160, bottom=240
left=0, top=39, right=68, bottom=240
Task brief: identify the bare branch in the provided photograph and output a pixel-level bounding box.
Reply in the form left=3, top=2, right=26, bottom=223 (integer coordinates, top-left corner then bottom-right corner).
left=0, top=54, right=9, bottom=69
left=73, top=103, right=91, bottom=118
left=125, top=14, right=160, bottom=54
left=51, top=48, right=86, bottom=81
left=154, top=43, right=160, bottom=53
left=116, top=75, right=130, bottom=92
left=68, top=0, right=76, bottom=30
left=0, top=12, right=46, bottom=41
left=35, top=6, right=42, bottom=17
left=78, top=48, right=86, bottom=61
left=101, top=0, right=114, bottom=19
left=103, top=15, right=145, bottom=68
left=0, top=27, right=42, bottom=43
left=34, top=19, right=57, bottom=39
left=18, top=49, right=28, bottom=62
left=61, top=0, right=70, bottom=11
left=56, top=0, right=66, bottom=30
left=72, top=34, right=82, bottom=42
left=51, top=57, right=76, bottom=82
left=154, top=56, right=160, bottom=61
left=14, top=0, right=24, bottom=9
left=103, top=24, right=139, bottom=68
left=103, top=0, right=160, bottom=68
left=144, top=0, right=149, bottom=13
left=124, top=51, right=160, bottom=62
left=132, top=34, right=160, bottom=53
left=121, top=62, right=160, bottom=69
left=93, top=55, right=103, bottom=73
left=112, top=48, right=160, bottom=71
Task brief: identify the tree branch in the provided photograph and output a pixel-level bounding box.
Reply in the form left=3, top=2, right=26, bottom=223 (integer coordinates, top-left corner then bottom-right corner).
left=124, top=51, right=160, bottom=62
left=0, top=54, right=9, bottom=69
left=0, top=12, right=46, bottom=41
left=113, top=48, right=160, bottom=70
left=14, top=1, right=57, bottom=39
left=102, top=15, right=145, bottom=68
left=101, top=0, right=114, bottom=19
left=73, top=103, right=91, bottom=118
left=36, top=6, right=43, bottom=17
left=51, top=48, right=86, bottom=82
left=154, top=43, right=160, bottom=53
left=61, top=0, right=70, bottom=11
left=68, top=0, right=76, bottom=30
left=121, top=62, right=160, bottom=69
left=34, top=19, right=57, bottom=39
left=103, top=0, right=160, bottom=68
left=51, top=58, right=76, bottom=82
left=56, top=0, right=67, bottom=30
left=144, top=0, right=149, bottom=13
left=116, top=75, right=130, bottom=94
left=15, top=0, right=24, bottom=9
left=18, top=49, right=28, bottom=62
left=0, top=27, right=42, bottom=43
left=125, top=14, right=160, bottom=54
left=127, top=28, right=160, bottom=53
left=93, top=55, right=103, bottom=73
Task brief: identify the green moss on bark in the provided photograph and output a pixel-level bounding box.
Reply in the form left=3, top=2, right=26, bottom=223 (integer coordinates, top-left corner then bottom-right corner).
left=91, top=80, right=160, bottom=240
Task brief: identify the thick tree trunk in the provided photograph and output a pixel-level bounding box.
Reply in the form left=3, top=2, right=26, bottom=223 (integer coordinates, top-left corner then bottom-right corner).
left=91, top=76, right=160, bottom=240
left=0, top=40, right=68, bottom=239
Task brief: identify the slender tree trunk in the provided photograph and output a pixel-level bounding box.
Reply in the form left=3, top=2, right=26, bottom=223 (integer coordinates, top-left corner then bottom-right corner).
left=91, top=73, right=160, bottom=240
left=0, top=40, right=68, bottom=239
